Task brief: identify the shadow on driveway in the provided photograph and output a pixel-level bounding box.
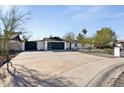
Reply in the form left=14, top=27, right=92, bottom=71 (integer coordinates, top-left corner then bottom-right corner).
left=7, top=63, right=77, bottom=87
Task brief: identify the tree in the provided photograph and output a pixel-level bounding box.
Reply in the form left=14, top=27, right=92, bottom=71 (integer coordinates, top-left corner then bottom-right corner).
left=63, top=32, right=75, bottom=42
left=112, top=31, right=118, bottom=47
left=77, top=33, right=85, bottom=46
left=77, top=28, right=88, bottom=47
left=94, top=27, right=117, bottom=49
left=85, top=36, right=95, bottom=51
left=63, top=32, right=75, bottom=49
left=82, top=28, right=87, bottom=37
left=22, top=32, right=32, bottom=42
left=0, top=31, right=2, bottom=36
left=0, top=6, right=31, bottom=67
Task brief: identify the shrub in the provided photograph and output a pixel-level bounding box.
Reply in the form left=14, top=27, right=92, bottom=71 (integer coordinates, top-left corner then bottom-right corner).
left=104, top=48, right=113, bottom=55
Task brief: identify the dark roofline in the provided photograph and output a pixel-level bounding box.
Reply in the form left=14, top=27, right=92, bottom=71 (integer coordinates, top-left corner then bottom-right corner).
left=43, top=37, right=64, bottom=41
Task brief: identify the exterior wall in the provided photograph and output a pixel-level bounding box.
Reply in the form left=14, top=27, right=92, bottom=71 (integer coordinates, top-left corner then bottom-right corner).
left=64, top=42, right=70, bottom=50
left=37, top=41, right=44, bottom=50
left=121, top=43, right=124, bottom=49
left=21, top=42, right=25, bottom=51
left=65, top=42, right=79, bottom=50
left=44, top=41, right=48, bottom=50
left=116, top=43, right=124, bottom=50
left=9, top=40, right=22, bottom=51
left=116, top=43, right=122, bottom=47
left=77, top=43, right=83, bottom=49
left=0, top=39, right=22, bottom=51
left=66, top=42, right=94, bottom=49
left=64, top=42, right=67, bottom=50
left=71, top=43, right=78, bottom=49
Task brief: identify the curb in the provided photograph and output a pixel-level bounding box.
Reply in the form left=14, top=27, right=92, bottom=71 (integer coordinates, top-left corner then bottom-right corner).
left=86, top=62, right=124, bottom=87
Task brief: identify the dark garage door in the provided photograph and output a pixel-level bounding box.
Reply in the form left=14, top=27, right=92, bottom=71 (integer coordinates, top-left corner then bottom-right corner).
left=25, top=41, right=37, bottom=51
left=48, top=42, right=64, bottom=50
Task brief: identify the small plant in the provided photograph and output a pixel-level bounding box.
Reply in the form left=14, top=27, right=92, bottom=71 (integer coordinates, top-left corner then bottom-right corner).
left=104, top=48, right=113, bottom=55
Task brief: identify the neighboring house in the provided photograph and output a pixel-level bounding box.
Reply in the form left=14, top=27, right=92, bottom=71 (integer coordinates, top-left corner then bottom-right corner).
left=116, top=40, right=124, bottom=50
left=0, top=35, right=23, bottom=51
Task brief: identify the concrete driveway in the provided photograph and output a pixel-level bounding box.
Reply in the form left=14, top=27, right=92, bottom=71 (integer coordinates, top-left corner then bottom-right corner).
left=9, top=51, right=124, bottom=87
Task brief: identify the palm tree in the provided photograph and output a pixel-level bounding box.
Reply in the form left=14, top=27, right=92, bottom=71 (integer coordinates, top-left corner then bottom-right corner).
left=82, top=29, right=87, bottom=37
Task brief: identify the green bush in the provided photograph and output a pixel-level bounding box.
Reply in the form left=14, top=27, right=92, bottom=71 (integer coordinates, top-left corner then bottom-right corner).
left=104, top=48, right=113, bottom=55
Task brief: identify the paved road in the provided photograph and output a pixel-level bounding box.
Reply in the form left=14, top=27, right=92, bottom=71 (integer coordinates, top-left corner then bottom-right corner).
left=9, top=51, right=124, bottom=87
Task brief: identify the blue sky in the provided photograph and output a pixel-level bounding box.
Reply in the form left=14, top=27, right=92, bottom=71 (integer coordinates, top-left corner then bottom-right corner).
left=1, top=5, right=124, bottom=40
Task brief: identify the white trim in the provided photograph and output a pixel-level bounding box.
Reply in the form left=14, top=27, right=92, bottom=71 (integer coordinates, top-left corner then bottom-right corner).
left=37, top=41, right=44, bottom=50
left=22, top=42, right=25, bottom=51
left=64, top=42, right=67, bottom=50
left=44, top=41, right=48, bottom=50
left=46, top=41, right=65, bottom=43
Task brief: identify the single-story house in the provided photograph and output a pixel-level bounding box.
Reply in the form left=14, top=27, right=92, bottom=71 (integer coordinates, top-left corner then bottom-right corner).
left=0, top=35, right=23, bottom=51
left=24, top=37, right=83, bottom=51
left=0, top=36, right=83, bottom=51
left=116, top=40, right=124, bottom=49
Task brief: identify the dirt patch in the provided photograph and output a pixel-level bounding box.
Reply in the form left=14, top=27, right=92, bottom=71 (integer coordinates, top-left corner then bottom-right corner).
left=78, top=49, right=114, bottom=58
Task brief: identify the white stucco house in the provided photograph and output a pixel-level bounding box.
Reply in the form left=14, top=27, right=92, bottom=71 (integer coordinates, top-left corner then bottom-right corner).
left=23, top=37, right=82, bottom=51
left=115, top=40, right=124, bottom=50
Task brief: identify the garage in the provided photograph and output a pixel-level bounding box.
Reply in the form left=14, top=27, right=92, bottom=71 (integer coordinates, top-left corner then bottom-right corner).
left=47, top=42, right=64, bottom=50
left=25, top=41, right=37, bottom=51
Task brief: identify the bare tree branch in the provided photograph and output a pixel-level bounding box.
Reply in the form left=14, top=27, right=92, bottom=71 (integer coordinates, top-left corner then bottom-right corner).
left=0, top=6, right=31, bottom=68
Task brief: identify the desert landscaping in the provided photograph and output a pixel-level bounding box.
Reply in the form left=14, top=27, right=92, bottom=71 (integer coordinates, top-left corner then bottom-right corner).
left=0, top=5, right=124, bottom=87
left=0, top=51, right=124, bottom=87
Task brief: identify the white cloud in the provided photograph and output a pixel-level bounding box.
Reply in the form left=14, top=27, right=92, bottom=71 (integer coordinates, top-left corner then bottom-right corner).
left=67, top=6, right=82, bottom=11
left=65, top=5, right=104, bottom=20
left=87, top=5, right=104, bottom=12
left=96, top=12, right=124, bottom=18
left=65, top=5, right=124, bottom=20
left=71, top=12, right=87, bottom=20
left=64, top=6, right=82, bottom=15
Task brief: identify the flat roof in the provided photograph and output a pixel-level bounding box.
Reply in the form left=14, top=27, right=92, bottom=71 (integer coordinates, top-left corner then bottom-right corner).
left=118, top=40, right=124, bottom=43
